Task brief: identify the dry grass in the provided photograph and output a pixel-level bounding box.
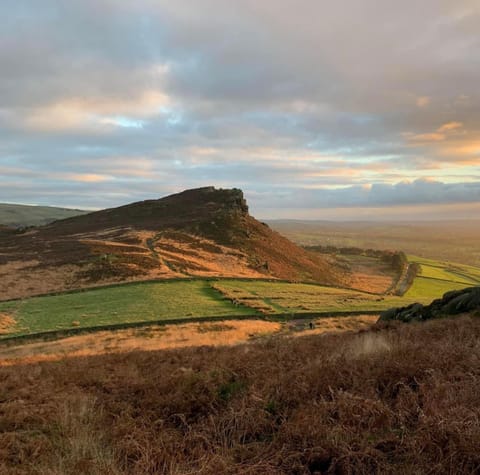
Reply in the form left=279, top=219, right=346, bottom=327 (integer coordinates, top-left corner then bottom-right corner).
left=152, top=233, right=264, bottom=279
left=339, top=255, right=397, bottom=294
left=1, top=316, right=480, bottom=473
left=210, top=282, right=277, bottom=314
left=0, top=320, right=282, bottom=366
left=291, top=314, right=378, bottom=337
left=33, top=394, right=122, bottom=475
left=0, top=229, right=267, bottom=301
left=0, top=313, right=15, bottom=335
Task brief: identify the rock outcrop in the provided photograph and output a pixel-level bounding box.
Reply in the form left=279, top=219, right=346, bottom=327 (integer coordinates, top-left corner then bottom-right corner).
left=379, top=286, right=480, bottom=322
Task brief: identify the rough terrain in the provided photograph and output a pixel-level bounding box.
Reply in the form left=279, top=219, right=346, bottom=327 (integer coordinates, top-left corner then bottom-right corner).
left=0, top=187, right=341, bottom=300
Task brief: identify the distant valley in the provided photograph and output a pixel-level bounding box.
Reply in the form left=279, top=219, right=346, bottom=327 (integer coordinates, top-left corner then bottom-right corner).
left=269, top=219, right=480, bottom=267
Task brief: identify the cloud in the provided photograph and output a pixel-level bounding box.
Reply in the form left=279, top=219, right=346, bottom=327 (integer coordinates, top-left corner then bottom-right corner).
left=65, top=173, right=112, bottom=183
left=416, top=96, right=431, bottom=107
left=0, top=0, right=480, bottom=215
left=407, top=133, right=446, bottom=143
left=253, top=179, right=480, bottom=212
left=18, top=91, right=169, bottom=132
left=438, top=121, right=463, bottom=133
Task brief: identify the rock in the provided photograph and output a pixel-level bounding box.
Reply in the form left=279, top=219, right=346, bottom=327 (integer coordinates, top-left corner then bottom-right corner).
left=379, top=286, right=480, bottom=322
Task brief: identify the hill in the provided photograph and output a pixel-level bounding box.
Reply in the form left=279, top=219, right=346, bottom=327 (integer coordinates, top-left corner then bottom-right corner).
left=0, top=203, right=87, bottom=227
left=0, top=187, right=342, bottom=300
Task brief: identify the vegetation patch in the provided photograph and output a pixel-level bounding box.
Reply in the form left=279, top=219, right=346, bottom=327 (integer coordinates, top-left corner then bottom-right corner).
left=196, top=323, right=235, bottom=333
left=0, top=281, right=256, bottom=337
left=1, top=316, right=480, bottom=473
left=1, top=254, right=479, bottom=340
left=0, top=313, right=15, bottom=334
left=211, top=280, right=402, bottom=313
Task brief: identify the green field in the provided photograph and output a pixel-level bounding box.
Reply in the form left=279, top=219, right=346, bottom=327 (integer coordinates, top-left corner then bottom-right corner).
left=404, top=256, right=480, bottom=301
left=212, top=280, right=403, bottom=313
left=410, top=255, right=480, bottom=285
left=0, top=281, right=256, bottom=338
left=1, top=255, right=479, bottom=339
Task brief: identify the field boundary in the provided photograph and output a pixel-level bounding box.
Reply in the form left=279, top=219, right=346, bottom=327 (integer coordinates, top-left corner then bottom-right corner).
left=0, top=310, right=381, bottom=346
left=0, top=275, right=383, bottom=304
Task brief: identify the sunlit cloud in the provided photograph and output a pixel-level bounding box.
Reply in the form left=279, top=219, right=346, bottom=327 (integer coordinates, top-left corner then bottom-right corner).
left=20, top=91, right=170, bottom=132
left=407, top=132, right=446, bottom=143
left=66, top=173, right=112, bottom=183
left=438, top=121, right=463, bottom=133
left=416, top=96, right=431, bottom=108
left=0, top=0, right=479, bottom=218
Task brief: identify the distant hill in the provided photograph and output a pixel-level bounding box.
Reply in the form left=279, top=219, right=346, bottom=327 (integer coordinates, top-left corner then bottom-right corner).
left=0, top=187, right=343, bottom=300
left=0, top=203, right=87, bottom=228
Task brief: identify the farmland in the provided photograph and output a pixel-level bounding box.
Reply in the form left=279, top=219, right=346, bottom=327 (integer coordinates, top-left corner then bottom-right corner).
left=404, top=256, right=480, bottom=300
left=270, top=219, right=480, bottom=267
left=1, top=251, right=479, bottom=340
left=0, top=280, right=256, bottom=338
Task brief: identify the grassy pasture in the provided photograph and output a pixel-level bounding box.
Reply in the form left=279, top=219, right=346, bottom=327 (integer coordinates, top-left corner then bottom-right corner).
left=404, top=256, right=480, bottom=300
left=410, top=255, right=480, bottom=285
left=212, top=280, right=402, bottom=314
left=1, top=255, right=479, bottom=339
left=0, top=280, right=256, bottom=337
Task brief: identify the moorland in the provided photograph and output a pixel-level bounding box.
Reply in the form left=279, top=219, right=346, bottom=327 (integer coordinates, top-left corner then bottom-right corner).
left=1, top=187, right=479, bottom=474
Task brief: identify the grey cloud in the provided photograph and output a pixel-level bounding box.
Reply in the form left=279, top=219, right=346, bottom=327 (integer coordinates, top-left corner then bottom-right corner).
left=253, top=180, right=480, bottom=211
left=1, top=0, right=480, bottom=213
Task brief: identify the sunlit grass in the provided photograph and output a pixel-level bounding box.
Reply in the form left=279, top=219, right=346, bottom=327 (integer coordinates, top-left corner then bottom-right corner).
left=0, top=281, right=256, bottom=337
left=404, top=276, right=467, bottom=301
left=2, top=253, right=479, bottom=339
left=213, top=280, right=403, bottom=313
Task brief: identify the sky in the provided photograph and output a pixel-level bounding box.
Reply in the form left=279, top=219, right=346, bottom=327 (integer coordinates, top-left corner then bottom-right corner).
left=1, top=0, right=479, bottom=220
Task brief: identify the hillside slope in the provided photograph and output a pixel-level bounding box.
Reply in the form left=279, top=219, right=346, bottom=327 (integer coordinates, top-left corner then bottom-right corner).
left=0, top=203, right=87, bottom=227
left=1, top=315, right=480, bottom=473
left=0, top=187, right=342, bottom=300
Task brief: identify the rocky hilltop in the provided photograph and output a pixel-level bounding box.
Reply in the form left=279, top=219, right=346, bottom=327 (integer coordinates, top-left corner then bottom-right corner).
left=380, top=286, right=480, bottom=322
left=45, top=187, right=249, bottom=244
left=0, top=187, right=342, bottom=300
